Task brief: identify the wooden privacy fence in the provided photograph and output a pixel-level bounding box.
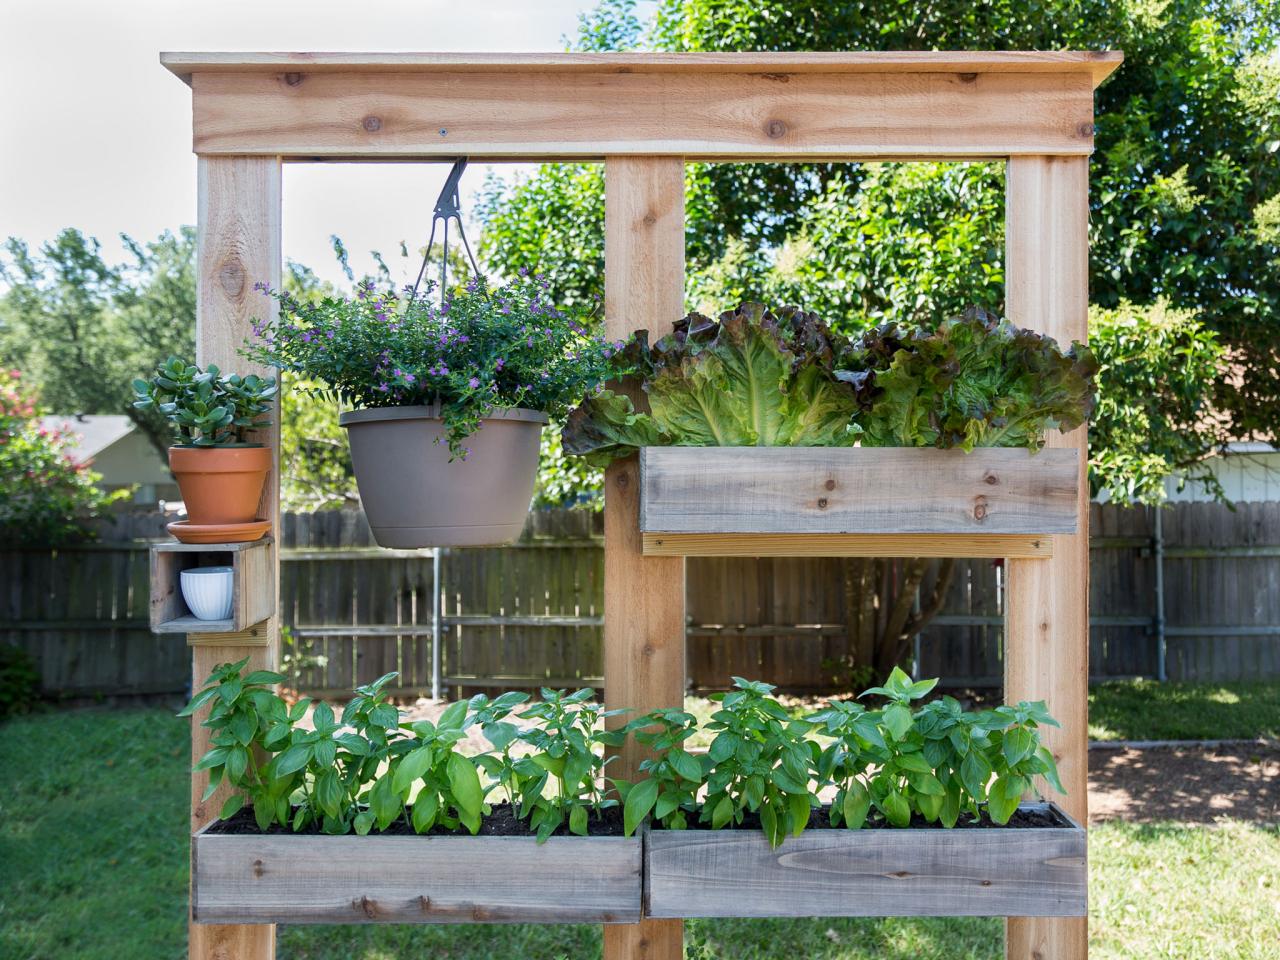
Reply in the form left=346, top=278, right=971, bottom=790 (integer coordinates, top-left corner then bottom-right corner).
left=3, top=501, right=1279, bottom=699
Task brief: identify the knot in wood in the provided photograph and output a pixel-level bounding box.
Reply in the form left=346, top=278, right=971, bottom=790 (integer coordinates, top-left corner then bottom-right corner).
left=615, top=471, right=629, bottom=489
left=642, top=212, right=658, bottom=226
left=817, top=497, right=829, bottom=509
left=252, top=858, right=265, bottom=878
left=1078, top=122, right=1095, bottom=138
left=983, top=472, right=1000, bottom=486
left=218, top=260, right=245, bottom=299
left=358, top=896, right=378, bottom=919
left=972, top=495, right=988, bottom=522
left=824, top=478, right=836, bottom=491
left=765, top=119, right=788, bottom=139
left=957, top=72, right=978, bottom=83
left=418, top=895, right=432, bottom=912
left=362, top=115, right=383, bottom=133
left=283, top=72, right=303, bottom=87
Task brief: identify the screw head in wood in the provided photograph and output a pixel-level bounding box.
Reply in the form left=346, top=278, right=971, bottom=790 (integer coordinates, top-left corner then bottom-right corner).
left=363, top=116, right=383, bottom=132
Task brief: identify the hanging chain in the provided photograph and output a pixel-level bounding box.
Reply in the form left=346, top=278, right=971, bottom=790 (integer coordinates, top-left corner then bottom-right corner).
left=410, top=158, right=482, bottom=306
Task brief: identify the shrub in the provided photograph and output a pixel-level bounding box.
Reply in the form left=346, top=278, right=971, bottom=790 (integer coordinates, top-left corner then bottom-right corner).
left=0, top=370, right=127, bottom=546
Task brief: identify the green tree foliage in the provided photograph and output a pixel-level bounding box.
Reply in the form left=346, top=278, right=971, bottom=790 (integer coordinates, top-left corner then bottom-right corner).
left=478, top=0, right=1280, bottom=505
left=0, top=228, right=196, bottom=458
left=0, top=370, right=127, bottom=546
left=1089, top=300, right=1228, bottom=504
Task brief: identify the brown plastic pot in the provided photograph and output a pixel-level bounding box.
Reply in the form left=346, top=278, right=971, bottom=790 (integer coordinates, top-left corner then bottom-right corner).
left=339, top=405, right=546, bottom=548
left=168, top=445, right=271, bottom=526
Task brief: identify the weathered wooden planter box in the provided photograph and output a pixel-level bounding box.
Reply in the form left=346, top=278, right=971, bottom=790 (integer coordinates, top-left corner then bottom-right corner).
left=645, top=802, right=1085, bottom=918
left=639, top=447, right=1079, bottom=558
left=192, top=825, right=642, bottom=924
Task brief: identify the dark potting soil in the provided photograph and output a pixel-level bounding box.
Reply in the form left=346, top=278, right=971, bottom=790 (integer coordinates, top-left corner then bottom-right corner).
left=207, top=802, right=1065, bottom=838
left=206, top=802, right=628, bottom=838
left=675, top=804, right=1068, bottom=832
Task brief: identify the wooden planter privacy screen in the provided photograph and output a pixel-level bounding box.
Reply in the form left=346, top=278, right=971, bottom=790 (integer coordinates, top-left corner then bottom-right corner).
left=163, top=49, right=1120, bottom=960
left=191, top=827, right=642, bottom=924
left=645, top=803, right=1086, bottom=919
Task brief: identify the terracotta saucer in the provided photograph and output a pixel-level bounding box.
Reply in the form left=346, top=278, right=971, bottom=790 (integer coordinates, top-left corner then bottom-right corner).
left=167, top=519, right=271, bottom=544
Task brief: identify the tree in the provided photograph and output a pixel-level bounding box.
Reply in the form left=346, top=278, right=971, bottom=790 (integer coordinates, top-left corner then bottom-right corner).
left=0, top=228, right=196, bottom=458
left=0, top=369, right=127, bottom=546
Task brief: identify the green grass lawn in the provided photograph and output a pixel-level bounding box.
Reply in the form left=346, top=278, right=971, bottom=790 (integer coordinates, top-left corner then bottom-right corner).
left=2, top=687, right=1278, bottom=960
left=1087, top=680, right=1280, bottom=741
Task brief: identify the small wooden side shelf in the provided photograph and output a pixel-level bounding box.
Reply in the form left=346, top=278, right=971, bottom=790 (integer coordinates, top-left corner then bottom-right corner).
left=150, top=538, right=274, bottom=636
left=640, top=447, right=1079, bottom=558
left=645, top=802, right=1085, bottom=919
left=191, top=826, right=643, bottom=924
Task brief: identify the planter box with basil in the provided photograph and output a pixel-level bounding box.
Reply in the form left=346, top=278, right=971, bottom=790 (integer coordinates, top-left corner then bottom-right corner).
left=644, top=801, right=1084, bottom=919
left=133, top=358, right=277, bottom=544
left=247, top=275, right=615, bottom=548
left=191, top=826, right=640, bottom=924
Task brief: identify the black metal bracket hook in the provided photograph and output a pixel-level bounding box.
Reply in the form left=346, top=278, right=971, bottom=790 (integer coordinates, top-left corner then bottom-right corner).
left=410, top=157, right=481, bottom=304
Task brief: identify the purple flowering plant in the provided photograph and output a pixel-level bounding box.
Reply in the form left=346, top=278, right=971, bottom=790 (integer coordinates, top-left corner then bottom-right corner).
left=245, top=272, right=620, bottom=458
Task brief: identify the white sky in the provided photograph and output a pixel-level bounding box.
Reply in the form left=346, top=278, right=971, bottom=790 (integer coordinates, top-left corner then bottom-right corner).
left=0, top=0, right=611, bottom=286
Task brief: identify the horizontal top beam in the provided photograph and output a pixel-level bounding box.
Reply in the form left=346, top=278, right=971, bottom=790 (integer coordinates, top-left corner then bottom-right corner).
left=162, top=50, right=1121, bottom=161
left=161, top=51, right=1122, bottom=89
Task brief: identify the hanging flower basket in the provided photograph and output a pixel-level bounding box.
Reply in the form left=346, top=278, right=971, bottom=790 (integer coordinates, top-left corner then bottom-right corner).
left=340, top=405, right=546, bottom=548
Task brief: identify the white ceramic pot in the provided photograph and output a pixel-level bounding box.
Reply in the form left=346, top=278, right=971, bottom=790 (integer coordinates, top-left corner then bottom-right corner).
left=181, top=566, right=234, bottom=621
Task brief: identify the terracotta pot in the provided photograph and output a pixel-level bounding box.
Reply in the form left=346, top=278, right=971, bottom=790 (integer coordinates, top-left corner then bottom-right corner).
left=339, top=405, right=546, bottom=548
left=169, top=445, right=271, bottom=526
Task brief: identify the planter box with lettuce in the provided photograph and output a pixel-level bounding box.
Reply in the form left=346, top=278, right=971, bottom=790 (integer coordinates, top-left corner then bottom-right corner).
left=133, top=358, right=277, bottom=543
left=187, top=661, right=1081, bottom=924
left=562, top=304, right=1098, bottom=541
left=247, top=275, right=615, bottom=548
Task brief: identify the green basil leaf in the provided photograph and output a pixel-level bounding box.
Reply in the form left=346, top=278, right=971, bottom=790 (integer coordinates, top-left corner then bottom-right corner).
left=624, top=777, right=659, bottom=837
left=447, top=752, right=483, bottom=819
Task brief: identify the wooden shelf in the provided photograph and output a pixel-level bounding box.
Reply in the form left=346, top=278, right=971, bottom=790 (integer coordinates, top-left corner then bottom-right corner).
left=645, top=802, right=1085, bottom=919
left=639, top=447, right=1078, bottom=558
left=150, top=538, right=274, bottom=636
left=192, top=826, right=641, bottom=924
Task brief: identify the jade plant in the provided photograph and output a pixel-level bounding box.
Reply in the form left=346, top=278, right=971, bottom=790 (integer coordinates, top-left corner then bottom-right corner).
left=133, top=356, right=276, bottom=446
left=185, top=663, right=1064, bottom=845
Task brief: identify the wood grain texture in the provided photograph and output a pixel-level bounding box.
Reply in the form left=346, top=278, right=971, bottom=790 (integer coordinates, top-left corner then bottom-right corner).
left=645, top=804, right=1086, bottom=918
left=192, top=830, right=642, bottom=924
left=640, top=447, right=1079, bottom=535
left=190, top=156, right=281, bottom=960
left=184, top=69, right=1096, bottom=160
left=162, top=51, right=1122, bottom=86
left=642, top=532, right=1052, bottom=558
left=150, top=539, right=274, bottom=633
left=1003, top=155, right=1090, bottom=960
left=602, top=157, right=686, bottom=958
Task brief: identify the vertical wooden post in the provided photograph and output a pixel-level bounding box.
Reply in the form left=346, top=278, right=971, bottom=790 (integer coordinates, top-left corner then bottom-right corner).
left=189, top=155, right=282, bottom=960
left=602, top=156, right=686, bottom=960
left=1004, top=155, right=1090, bottom=960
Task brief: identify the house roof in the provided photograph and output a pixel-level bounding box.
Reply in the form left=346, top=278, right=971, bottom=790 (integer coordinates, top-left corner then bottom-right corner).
left=39, top=414, right=136, bottom=463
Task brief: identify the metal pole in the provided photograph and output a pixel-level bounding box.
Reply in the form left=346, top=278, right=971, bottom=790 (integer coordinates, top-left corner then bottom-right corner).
left=911, top=586, right=922, bottom=676
left=432, top=547, right=442, bottom=701
left=1154, top=507, right=1167, bottom=682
